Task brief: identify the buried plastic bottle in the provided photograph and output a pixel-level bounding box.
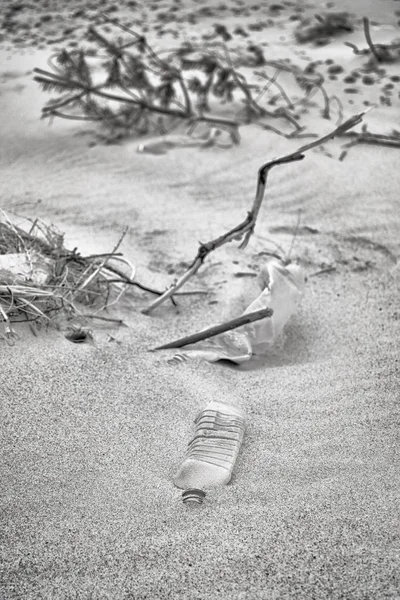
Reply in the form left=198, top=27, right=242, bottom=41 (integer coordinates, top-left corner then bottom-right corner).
left=174, top=400, right=246, bottom=504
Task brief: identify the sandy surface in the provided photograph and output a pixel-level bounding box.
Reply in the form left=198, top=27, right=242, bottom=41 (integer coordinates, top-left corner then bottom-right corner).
left=1, top=1, right=400, bottom=598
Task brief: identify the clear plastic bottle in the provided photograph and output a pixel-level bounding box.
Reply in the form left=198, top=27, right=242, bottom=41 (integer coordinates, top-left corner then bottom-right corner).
left=173, top=401, right=246, bottom=504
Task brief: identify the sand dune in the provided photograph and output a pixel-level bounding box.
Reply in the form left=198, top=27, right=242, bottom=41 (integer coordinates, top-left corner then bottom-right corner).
left=1, top=1, right=400, bottom=598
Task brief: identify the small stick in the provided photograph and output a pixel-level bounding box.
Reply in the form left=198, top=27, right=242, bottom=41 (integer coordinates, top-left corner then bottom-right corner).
left=330, top=94, right=344, bottom=126
left=256, top=71, right=294, bottom=109
left=363, top=17, right=381, bottom=63
left=309, top=266, right=336, bottom=277
left=317, top=81, right=330, bottom=119
left=151, top=307, right=273, bottom=351
left=285, top=209, right=302, bottom=263
left=82, top=314, right=125, bottom=324
left=77, top=227, right=128, bottom=291
left=339, top=131, right=400, bottom=148
left=344, top=41, right=368, bottom=56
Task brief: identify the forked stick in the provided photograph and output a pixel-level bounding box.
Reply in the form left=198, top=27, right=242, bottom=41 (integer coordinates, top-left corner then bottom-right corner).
left=143, top=108, right=370, bottom=314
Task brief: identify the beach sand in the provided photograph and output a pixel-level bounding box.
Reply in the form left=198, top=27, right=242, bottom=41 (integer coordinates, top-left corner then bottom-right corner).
left=1, top=0, right=400, bottom=598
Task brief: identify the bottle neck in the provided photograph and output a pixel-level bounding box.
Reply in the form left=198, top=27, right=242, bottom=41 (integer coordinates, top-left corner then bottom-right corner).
left=182, top=489, right=206, bottom=505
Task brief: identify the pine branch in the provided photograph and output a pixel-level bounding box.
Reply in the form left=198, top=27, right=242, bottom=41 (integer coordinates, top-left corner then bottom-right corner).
left=34, top=18, right=370, bottom=147
left=34, top=74, right=85, bottom=94
left=42, top=110, right=102, bottom=122
left=88, top=25, right=124, bottom=58
left=42, top=91, right=87, bottom=113
left=256, top=71, right=294, bottom=109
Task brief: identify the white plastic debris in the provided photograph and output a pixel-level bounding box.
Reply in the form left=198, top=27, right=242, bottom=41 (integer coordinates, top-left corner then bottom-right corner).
left=170, top=258, right=306, bottom=364
left=174, top=400, right=246, bottom=502
left=0, top=252, right=51, bottom=286
left=137, top=128, right=236, bottom=155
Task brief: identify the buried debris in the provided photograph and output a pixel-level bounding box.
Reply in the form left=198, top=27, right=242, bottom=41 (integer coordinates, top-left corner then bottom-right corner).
left=295, top=12, right=354, bottom=45
left=137, top=127, right=238, bottom=155
left=174, top=401, right=246, bottom=504
left=155, top=258, right=305, bottom=364
left=64, top=324, right=94, bottom=344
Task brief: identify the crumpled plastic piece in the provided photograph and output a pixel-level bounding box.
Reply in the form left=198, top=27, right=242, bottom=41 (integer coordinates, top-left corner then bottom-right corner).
left=0, top=252, right=51, bottom=285
left=170, top=259, right=305, bottom=364
left=137, top=128, right=236, bottom=155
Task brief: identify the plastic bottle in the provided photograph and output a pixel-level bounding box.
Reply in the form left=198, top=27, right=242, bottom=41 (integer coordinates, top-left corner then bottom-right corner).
left=173, top=400, right=246, bottom=504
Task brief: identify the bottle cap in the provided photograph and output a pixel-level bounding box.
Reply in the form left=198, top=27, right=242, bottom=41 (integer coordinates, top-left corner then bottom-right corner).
left=182, top=489, right=206, bottom=505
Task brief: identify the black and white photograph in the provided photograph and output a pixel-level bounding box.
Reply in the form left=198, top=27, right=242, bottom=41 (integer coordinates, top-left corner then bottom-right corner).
left=1, top=0, right=399, bottom=598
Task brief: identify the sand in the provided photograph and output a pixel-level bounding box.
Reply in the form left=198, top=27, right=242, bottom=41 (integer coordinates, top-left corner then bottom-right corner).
left=1, top=0, right=400, bottom=598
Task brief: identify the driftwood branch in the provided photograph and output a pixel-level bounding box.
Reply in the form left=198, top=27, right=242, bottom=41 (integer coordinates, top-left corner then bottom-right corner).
left=151, top=307, right=273, bottom=350
left=142, top=108, right=369, bottom=314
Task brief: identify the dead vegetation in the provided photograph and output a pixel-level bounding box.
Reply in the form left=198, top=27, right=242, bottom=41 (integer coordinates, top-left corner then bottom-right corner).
left=0, top=212, right=134, bottom=343
left=345, top=17, right=400, bottom=69
left=295, top=12, right=354, bottom=45
left=33, top=12, right=346, bottom=145
left=0, top=211, right=216, bottom=343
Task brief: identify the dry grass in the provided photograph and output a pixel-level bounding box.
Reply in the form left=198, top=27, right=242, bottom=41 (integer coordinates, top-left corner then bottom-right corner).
left=0, top=211, right=134, bottom=343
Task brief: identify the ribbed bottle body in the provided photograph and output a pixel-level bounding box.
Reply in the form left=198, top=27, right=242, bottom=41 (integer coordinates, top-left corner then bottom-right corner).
left=174, top=401, right=246, bottom=490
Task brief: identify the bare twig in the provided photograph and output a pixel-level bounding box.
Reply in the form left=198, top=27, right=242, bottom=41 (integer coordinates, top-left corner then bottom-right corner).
left=101, top=262, right=207, bottom=298
left=151, top=307, right=273, bottom=350
left=223, top=43, right=265, bottom=118
left=330, top=94, right=344, bottom=126
left=143, top=109, right=369, bottom=314
left=338, top=127, right=400, bottom=160
left=343, top=41, right=368, bottom=55
left=82, top=314, right=125, bottom=323
left=339, top=130, right=400, bottom=148
left=77, top=226, right=128, bottom=291
left=316, top=81, right=331, bottom=119
left=256, top=71, right=294, bottom=109
left=286, top=210, right=302, bottom=263
left=309, top=266, right=336, bottom=277
left=363, top=17, right=382, bottom=63
left=344, top=18, right=400, bottom=61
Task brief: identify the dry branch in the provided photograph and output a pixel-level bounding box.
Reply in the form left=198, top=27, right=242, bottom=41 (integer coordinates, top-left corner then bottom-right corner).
left=338, top=127, right=400, bottom=160
left=152, top=307, right=273, bottom=350
left=142, top=109, right=369, bottom=314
